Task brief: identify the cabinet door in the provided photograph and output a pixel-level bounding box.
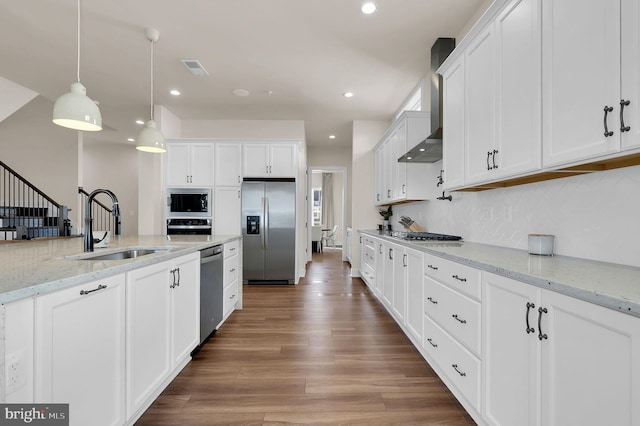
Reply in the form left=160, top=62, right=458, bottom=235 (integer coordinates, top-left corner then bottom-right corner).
left=393, top=122, right=407, bottom=200
left=442, top=57, right=466, bottom=189
left=214, top=187, right=242, bottom=235
left=542, top=0, right=621, bottom=167
left=215, top=143, right=242, bottom=186
left=126, top=262, right=172, bottom=418
left=374, top=241, right=385, bottom=296
left=383, top=243, right=394, bottom=308
left=465, top=26, right=496, bottom=185
left=540, top=289, right=640, bottom=426
left=495, top=0, right=542, bottom=179
left=270, top=143, right=297, bottom=177
left=621, top=0, right=640, bottom=151
left=190, top=143, right=214, bottom=186
left=374, top=147, right=384, bottom=205
left=171, top=253, right=200, bottom=366
left=36, top=275, right=126, bottom=426
left=382, top=139, right=393, bottom=202
left=166, top=144, right=190, bottom=186
left=405, top=248, right=423, bottom=343
left=482, top=272, right=540, bottom=426
left=242, top=144, right=270, bottom=177
left=392, top=247, right=406, bottom=322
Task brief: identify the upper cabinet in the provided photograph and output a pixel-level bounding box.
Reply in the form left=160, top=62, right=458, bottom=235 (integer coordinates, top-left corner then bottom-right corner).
left=542, top=0, right=621, bottom=167
left=166, top=141, right=215, bottom=187
left=440, top=0, right=640, bottom=191
left=215, top=143, right=242, bottom=187
left=242, top=142, right=298, bottom=178
left=374, top=111, right=439, bottom=205
left=442, top=0, right=542, bottom=190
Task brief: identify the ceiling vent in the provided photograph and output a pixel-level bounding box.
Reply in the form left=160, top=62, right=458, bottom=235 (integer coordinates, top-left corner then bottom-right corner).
left=180, top=59, right=209, bottom=76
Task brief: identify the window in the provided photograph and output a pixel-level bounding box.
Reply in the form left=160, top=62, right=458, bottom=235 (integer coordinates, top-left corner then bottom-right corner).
left=312, top=189, right=322, bottom=225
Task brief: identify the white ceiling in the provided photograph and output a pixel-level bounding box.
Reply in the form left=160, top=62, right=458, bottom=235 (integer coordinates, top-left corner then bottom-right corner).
left=0, top=0, right=485, bottom=148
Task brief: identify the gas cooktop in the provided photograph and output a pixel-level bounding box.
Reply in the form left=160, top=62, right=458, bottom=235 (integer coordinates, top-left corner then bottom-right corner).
left=400, top=232, right=463, bottom=241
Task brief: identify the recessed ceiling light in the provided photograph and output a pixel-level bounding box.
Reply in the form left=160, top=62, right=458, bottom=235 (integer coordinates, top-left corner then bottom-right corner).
left=135, top=119, right=144, bottom=125
left=232, top=88, right=250, bottom=97
left=361, top=1, right=377, bottom=14
left=407, top=156, right=412, bottom=160
left=419, top=148, right=425, bottom=152
left=329, top=135, right=336, bottom=139
left=343, top=92, right=354, bottom=98
left=170, top=89, right=181, bottom=96
left=127, top=138, right=135, bottom=142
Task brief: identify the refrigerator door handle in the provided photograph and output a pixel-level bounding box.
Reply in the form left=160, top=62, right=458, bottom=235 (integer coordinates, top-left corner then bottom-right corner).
left=264, top=196, right=269, bottom=250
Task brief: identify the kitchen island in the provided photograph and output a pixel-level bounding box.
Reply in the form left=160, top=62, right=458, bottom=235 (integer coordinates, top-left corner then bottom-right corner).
left=0, top=234, right=242, bottom=426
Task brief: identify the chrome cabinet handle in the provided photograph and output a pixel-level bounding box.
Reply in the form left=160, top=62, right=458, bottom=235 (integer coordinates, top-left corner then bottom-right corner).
left=452, top=314, right=467, bottom=324
left=402, top=184, right=406, bottom=194
left=452, top=274, right=467, bottom=282
left=604, top=105, right=614, bottom=137
left=525, top=302, right=536, bottom=334
left=492, top=149, right=498, bottom=169
left=379, top=244, right=383, bottom=254
left=486, top=151, right=492, bottom=170
left=230, top=294, right=236, bottom=299
left=170, top=268, right=176, bottom=288
left=621, top=99, right=631, bottom=132
left=403, top=254, right=407, bottom=267
left=426, top=338, right=438, bottom=348
left=80, top=284, right=107, bottom=295
left=452, top=364, right=466, bottom=377
left=387, top=189, right=391, bottom=198
left=176, top=267, right=181, bottom=287
left=538, top=307, right=548, bottom=341
left=389, top=248, right=393, bottom=260
left=427, top=264, right=438, bottom=271
left=427, top=297, right=438, bottom=305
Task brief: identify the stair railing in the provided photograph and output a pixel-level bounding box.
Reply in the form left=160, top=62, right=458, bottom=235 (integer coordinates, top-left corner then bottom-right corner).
left=0, top=160, right=69, bottom=239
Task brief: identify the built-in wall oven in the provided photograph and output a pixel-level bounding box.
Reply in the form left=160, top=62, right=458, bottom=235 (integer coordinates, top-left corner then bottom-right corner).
left=166, top=218, right=212, bottom=235
left=166, top=188, right=212, bottom=235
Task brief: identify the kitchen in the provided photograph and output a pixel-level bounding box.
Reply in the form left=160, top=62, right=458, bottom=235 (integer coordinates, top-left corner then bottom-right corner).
left=1, top=0, right=640, bottom=425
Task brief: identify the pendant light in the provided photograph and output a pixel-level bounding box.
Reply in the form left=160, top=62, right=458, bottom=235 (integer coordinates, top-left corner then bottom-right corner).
left=52, top=0, right=102, bottom=131
left=136, top=27, right=166, bottom=153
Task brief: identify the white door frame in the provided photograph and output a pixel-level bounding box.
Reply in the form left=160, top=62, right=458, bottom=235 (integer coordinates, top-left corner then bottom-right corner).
left=307, top=166, right=348, bottom=262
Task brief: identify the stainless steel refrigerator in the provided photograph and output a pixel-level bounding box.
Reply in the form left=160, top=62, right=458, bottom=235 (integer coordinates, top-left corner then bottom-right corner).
left=241, top=178, right=296, bottom=284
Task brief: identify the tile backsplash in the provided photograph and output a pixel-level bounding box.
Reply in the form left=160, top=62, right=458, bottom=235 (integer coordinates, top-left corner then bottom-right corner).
left=392, top=165, right=640, bottom=268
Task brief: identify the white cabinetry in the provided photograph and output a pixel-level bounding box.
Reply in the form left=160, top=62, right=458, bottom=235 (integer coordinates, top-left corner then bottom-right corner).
left=374, top=112, right=436, bottom=205
left=442, top=57, right=466, bottom=189
left=126, top=253, right=199, bottom=419
left=215, top=143, right=242, bottom=186
left=483, top=271, right=640, bottom=426
left=382, top=242, right=394, bottom=308
left=360, top=234, right=376, bottom=289
left=621, top=0, right=640, bottom=151
left=222, top=239, right=241, bottom=323
left=242, top=142, right=297, bottom=178
left=392, top=245, right=406, bottom=322
left=214, top=187, right=241, bottom=235
left=5, top=298, right=34, bottom=403
left=35, top=274, right=126, bottom=426
left=166, top=141, right=214, bottom=187
left=404, top=248, right=423, bottom=343
left=345, top=227, right=352, bottom=263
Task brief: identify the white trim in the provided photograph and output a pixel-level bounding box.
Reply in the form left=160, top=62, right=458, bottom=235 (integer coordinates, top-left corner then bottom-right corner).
left=394, top=80, right=425, bottom=120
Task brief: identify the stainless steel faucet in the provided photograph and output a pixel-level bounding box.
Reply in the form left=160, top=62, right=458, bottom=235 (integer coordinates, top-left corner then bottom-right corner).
left=84, top=189, right=121, bottom=252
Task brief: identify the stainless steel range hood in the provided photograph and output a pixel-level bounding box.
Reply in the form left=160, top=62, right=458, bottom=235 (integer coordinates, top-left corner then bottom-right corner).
left=398, top=38, right=455, bottom=163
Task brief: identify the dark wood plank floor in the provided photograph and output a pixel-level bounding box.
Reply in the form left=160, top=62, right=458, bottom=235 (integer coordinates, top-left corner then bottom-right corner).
left=136, top=248, right=476, bottom=425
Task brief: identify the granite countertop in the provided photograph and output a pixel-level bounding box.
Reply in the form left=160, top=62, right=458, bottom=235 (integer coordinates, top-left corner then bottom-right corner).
left=360, top=230, right=640, bottom=318
left=0, top=235, right=240, bottom=304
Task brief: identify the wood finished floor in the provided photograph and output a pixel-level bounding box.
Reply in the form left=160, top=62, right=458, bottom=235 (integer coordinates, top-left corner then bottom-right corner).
left=136, top=248, right=476, bottom=425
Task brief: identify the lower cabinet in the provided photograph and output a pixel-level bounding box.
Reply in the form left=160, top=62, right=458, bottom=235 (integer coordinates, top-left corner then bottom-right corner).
left=222, top=239, right=241, bottom=323
left=483, top=271, right=640, bottom=426
left=126, top=252, right=199, bottom=420
left=35, top=274, right=126, bottom=426
left=404, top=247, right=423, bottom=343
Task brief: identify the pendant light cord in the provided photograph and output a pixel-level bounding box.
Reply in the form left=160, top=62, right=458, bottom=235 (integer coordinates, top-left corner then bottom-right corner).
left=150, top=38, right=154, bottom=120
left=76, top=0, right=81, bottom=83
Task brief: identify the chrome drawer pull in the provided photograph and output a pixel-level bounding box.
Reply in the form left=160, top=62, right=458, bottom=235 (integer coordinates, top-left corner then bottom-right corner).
left=427, top=264, right=438, bottom=270
left=452, top=364, right=466, bottom=377
left=426, top=338, right=438, bottom=348
left=452, top=274, right=467, bottom=282
left=80, top=284, right=107, bottom=295
left=525, top=302, right=536, bottom=334
left=230, top=294, right=236, bottom=299
left=427, top=297, right=438, bottom=305
left=538, top=307, right=548, bottom=341
left=452, top=314, right=467, bottom=324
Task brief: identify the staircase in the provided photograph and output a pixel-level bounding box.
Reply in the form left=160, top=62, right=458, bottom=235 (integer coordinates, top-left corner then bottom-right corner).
left=0, top=160, right=70, bottom=240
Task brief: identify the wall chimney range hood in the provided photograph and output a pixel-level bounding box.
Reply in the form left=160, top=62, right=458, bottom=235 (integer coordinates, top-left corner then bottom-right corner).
left=398, top=37, right=455, bottom=163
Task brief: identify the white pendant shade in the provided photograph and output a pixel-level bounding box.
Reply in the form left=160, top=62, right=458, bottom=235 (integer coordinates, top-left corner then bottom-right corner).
left=52, top=82, right=102, bottom=131
left=136, top=120, right=166, bottom=153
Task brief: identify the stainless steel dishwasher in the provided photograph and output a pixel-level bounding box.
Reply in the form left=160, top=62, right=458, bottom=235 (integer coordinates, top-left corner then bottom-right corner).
left=199, top=245, right=224, bottom=347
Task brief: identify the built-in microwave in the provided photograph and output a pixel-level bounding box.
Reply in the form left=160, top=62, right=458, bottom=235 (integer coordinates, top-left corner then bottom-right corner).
left=167, top=189, right=211, bottom=217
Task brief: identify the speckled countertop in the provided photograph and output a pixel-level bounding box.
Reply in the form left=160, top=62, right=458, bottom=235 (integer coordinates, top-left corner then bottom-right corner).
left=360, top=230, right=640, bottom=318
left=0, top=235, right=240, bottom=304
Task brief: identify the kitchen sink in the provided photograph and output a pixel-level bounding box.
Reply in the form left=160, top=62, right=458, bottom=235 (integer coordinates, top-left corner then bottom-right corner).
left=69, top=247, right=172, bottom=261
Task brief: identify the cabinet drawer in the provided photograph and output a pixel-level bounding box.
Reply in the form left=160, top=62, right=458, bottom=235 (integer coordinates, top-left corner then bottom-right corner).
left=423, top=253, right=481, bottom=300
left=423, top=315, right=480, bottom=411
left=224, top=239, right=240, bottom=259
left=364, top=246, right=376, bottom=267
left=361, top=264, right=375, bottom=288
left=223, top=281, right=239, bottom=315
left=224, top=255, right=239, bottom=287
left=424, top=278, right=481, bottom=356
left=364, top=236, right=377, bottom=249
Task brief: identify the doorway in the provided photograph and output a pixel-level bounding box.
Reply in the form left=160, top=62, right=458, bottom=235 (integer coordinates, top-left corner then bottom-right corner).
left=307, top=167, right=347, bottom=262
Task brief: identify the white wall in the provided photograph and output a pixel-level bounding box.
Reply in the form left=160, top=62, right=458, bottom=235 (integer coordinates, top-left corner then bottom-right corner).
left=392, top=164, right=640, bottom=268
left=351, top=120, right=390, bottom=275
left=181, top=119, right=305, bottom=140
